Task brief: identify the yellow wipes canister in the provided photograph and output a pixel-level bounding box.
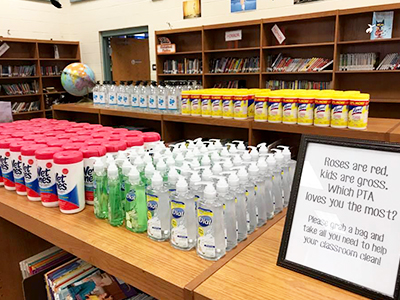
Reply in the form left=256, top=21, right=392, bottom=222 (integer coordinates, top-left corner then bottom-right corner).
left=330, top=92, right=349, bottom=128
left=201, top=93, right=212, bottom=117
left=222, top=93, right=234, bottom=119
left=268, top=94, right=282, bottom=123
left=348, top=93, right=370, bottom=130
left=190, top=92, right=201, bottom=116
left=247, top=90, right=258, bottom=118
left=211, top=94, right=223, bottom=118
left=233, top=93, right=248, bottom=120
left=314, top=95, right=331, bottom=127
left=181, top=91, right=191, bottom=115
left=282, top=93, right=298, bottom=125
left=297, top=96, right=314, bottom=126
left=254, top=94, right=268, bottom=122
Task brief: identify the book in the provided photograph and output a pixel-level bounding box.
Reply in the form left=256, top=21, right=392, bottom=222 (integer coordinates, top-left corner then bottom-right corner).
left=209, top=56, right=259, bottom=73
left=266, top=79, right=331, bottom=90
left=371, top=11, right=394, bottom=40
left=265, top=54, right=332, bottom=72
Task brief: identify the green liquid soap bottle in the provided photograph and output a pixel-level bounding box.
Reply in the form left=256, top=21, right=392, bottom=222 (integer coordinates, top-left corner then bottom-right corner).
left=132, top=156, right=145, bottom=181
left=121, top=160, right=132, bottom=205
left=108, top=162, right=124, bottom=226
left=125, top=166, right=147, bottom=233
left=143, top=162, right=155, bottom=188
left=156, top=159, right=168, bottom=182
left=93, top=158, right=108, bottom=219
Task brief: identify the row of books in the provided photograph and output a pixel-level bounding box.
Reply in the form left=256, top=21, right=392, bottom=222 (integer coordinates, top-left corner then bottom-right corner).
left=266, top=80, right=331, bottom=90
left=339, top=53, right=378, bottom=71
left=1, top=81, right=39, bottom=95
left=1, top=64, right=36, bottom=77
left=12, top=101, right=40, bottom=113
left=376, top=53, right=400, bottom=70
left=163, top=59, right=202, bottom=74
left=213, top=80, right=244, bottom=88
left=41, top=65, right=62, bottom=76
left=266, top=53, right=333, bottom=72
left=209, top=57, right=260, bottom=73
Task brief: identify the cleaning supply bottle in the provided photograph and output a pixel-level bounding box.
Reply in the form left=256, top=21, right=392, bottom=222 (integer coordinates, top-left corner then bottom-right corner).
left=121, top=160, right=132, bottom=205
left=249, top=162, right=267, bottom=227
left=232, top=140, right=246, bottom=155
left=180, top=162, right=192, bottom=180
left=264, top=154, right=275, bottom=220
left=108, top=162, right=124, bottom=226
left=258, top=158, right=274, bottom=221
left=125, top=166, right=147, bottom=233
left=258, top=143, right=269, bottom=157
left=131, top=81, right=141, bottom=111
left=139, top=81, right=149, bottom=111
left=156, top=159, right=168, bottom=181
left=242, top=151, right=251, bottom=165
left=267, top=154, right=283, bottom=215
left=277, top=146, right=291, bottom=207
left=157, top=82, right=167, bottom=113
left=210, top=139, right=223, bottom=153
left=216, top=177, right=237, bottom=251
left=227, top=172, right=247, bottom=242
left=272, top=149, right=284, bottom=214
left=143, top=162, right=155, bottom=187
left=196, top=183, right=226, bottom=261
left=93, top=158, right=108, bottom=219
left=167, top=167, right=180, bottom=195
left=146, top=171, right=170, bottom=241
left=170, top=177, right=196, bottom=250
left=248, top=146, right=259, bottom=162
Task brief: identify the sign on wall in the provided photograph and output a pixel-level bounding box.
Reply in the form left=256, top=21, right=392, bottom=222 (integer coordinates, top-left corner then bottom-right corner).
left=278, top=135, right=400, bottom=300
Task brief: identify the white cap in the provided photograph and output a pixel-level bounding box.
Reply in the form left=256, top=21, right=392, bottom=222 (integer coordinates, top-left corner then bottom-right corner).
left=248, top=162, right=259, bottom=176
left=228, top=172, right=240, bottom=187
left=154, top=142, right=165, bottom=154
left=227, top=143, right=238, bottom=155
left=194, top=137, right=204, bottom=149
left=210, top=139, right=223, bottom=151
left=216, top=177, right=229, bottom=193
left=156, top=159, right=167, bottom=172
left=203, top=182, right=217, bottom=200
left=163, top=147, right=172, bottom=157
left=151, top=171, right=163, bottom=187
left=201, top=154, right=211, bottom=167
left=242, top=151, right=251, bottom=163
left=175, top=153, right=184, bottom=166
left=200, top=144, right=208, bottom=155
left=192, top=147, right=201, bottom=159
left=187, top=139, right=195, bottom=150
left=223, top=158, right=233, bottom=171
left=105, top=155, right=115, bottom=168
left=145, top=162, right=155, bottom=177
left=190, top=171, right=201, bottom=186
left=107, top=162, right=119, bottom=179
left=133, top=156, right=144, bottom=169
left=176, top=176, right=188, bottom=193
left=168, top=167, right=180, bottom=183
left=128, top=166, right=140, bottom=182
left=122, top=160, right=132, bottom=176
left=189, top=159, right=200, bottom=169
left=211, top=151, right=221, bottom=163
left=205, top=141, right=215, bottom=152
left=202, top=167, right=213, bottom=181
left=248, top=146, right=259, bottom=161
left=93, top=157, right=105, bottom=174
left=220, top=147, right=230, bottom=158
left=257, top=158, right=268, bottom=172
left=236, top=167, right=249, bottom=181
left=233, top=140, right=246, bottom=152
left=142, top=153, right=152, bottom=164
left=277, top=146, right=291, bottom=162
left=212, top=162, right=223, bottom=175
left=266, top=155, right=276, bottom=169
left=171, top=144, right=181, bottom=158
left=179, top=142, right=188, bottom=154
left=232, top=154, right=242, bottom=167
left=115, top=152, right=126, bottom=167
left=152, top=152, right=162, bottom=165
left=272, top=149, right=284, bottom=164
left=185, top=150, right=195, bottom=162
left=258, top=143, right=269, bottom=155
left=166, top=156, right=175, bottom=167
left=180, top=162, right=192, bottom=177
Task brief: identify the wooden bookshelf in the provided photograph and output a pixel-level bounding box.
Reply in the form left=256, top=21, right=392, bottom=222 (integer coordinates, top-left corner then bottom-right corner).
left=0, top=37, right=80, bottom=119
left=155, top=3, right=400, bottom=115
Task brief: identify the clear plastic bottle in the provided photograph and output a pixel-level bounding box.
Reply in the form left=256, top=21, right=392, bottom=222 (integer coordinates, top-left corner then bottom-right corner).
left=277, top=145, right=296, bottom=206
left=103, top=81, right=110, bottom=106
left=167, top=167, right=179, bottom=195
left=143, top=162, right=155, bottom=187
left=108, top=162, right=124, bottom=226
left=139, top=81, right=149, bottom=111
left=157, top=81, right=167, bottom=114
left=267, top=154, right=282, bottom=215
left=248, top=146, right=259, bottom=162
left=98, top=81, right=106, bottom=106
left=196, top=183, right=226, bottom=261
left=125, top=81, right=133, bottom=109
left=121, top=160, right=132, bottom=206
left=227, top=172, right=247, bottom=242
left=93, top=158, right=108, bottom=219
left=189, top=171, right=203, bottom=208
left=131, top=81, right=141, bottom=111
left=146, top=171, right=170, bottom=241
left=92, top=81, right=100, bottom=106
left=117, top=81, right=125, bottom=108
left=257, top=159, right=271, bottom=224
left=264, top=155, right=275, bottom=220
left=237, top=167, right=257, bottom=234
left=248, top=162, right=266, bottom=227
left=216, top=177, right=237, bottom=251
left=170, top=177, right=196, bottom=250
left=125, top=167, right=147, bottom=233
left=108, top=81, right=117, bottom=107
left=271, top=150, right=284, bottom=214
left=148, top=81, right=158, bottom=113
left=167, top=82, right=180, bottom=115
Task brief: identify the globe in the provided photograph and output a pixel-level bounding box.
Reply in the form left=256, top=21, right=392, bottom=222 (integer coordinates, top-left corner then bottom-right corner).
left=61, top=63, right=96, bottom=97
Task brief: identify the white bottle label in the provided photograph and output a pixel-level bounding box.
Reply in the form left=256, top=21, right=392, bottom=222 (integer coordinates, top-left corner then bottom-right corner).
left=140, top=95, right=148, bottom=108
left=123, top=93, right=130, bottom=107
left=117, top=93, right=124, bottom=106
left=148, top=217, right=162, bottom=239
left=93, top=92, right=99, bottom=104
left=148, top=95, right=157, bottom=109
left=171, top=226, right=188, bottom=248
left=98, top=92, right=105, bottom=104
left=132, top=94, right=139, bottom=107
left=158, top=96, right=166, bottom=110
left=198, top=235, right=216, bottom=258
left=109, top=92, right=117, bottom=105
left=168, top=96, right=178, bottom=110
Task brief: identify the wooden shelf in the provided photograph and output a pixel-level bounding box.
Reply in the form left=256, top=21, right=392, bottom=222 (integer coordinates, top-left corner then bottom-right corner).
left=52, top=103, right=99, bottom=114
left=194, top=217, right=367, bottom=300
left=262, top=71, right=333, bottom=75
left=42, top=75, right=62, bottom=78
left=100, top=107, right=163, bottom=121
left=0, top=58, right=37, bottom=61
left=157, top=51, right=202, bottom=55
left=0, top=93, right=42, bottom=99
left=335, top=70, right=400, bottom=74
left=0, top=76, right=39, bottom=80
left=163, top=114, right=252, bottom=128
left=204, top=73, right=260, bottom=76
left=39, top=58, right=79, bottom=61
left=370, top=98, right=400, bottom=103
left=158, top=73, right=202, bottom=77
left=44, top=91, right=66, bottom=95
left=263, top=42, right=334, bottom=49
left=338, top=37, right=400, bottom=45
left=13, top=110, right=43, bottom=115
left=204, top=47, right=260, bottom=53
left=252, top=117, right=399, bottom=141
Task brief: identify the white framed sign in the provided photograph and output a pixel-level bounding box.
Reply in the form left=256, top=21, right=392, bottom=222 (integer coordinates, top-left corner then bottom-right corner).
left=225, top=30, right=242, bottom=42
left=278, top=135, right=400, bottom=300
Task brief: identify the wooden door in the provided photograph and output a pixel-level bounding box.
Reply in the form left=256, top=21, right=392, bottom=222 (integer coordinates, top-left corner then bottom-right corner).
left=110, top=37, right=150, bottom=82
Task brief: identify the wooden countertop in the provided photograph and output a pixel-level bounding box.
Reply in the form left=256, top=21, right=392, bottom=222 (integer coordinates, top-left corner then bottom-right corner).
left=53, top=103, right=100, bottom=114
left=194, top=218, right=368, bottom=300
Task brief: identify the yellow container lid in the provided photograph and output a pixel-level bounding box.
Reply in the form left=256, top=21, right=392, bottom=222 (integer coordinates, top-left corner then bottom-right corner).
left=351, top=93, right=370, bottom=101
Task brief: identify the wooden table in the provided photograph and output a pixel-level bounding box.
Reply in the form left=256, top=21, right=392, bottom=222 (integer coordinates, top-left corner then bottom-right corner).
left=194, top=218, right=368, bottom=300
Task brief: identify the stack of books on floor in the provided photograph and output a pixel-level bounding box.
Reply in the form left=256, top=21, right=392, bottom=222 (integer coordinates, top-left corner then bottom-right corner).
left=266, top=79, right=331, bottom=90
left=163, top=58, right=202, bottom=74
left=339, top=53, right=379, bottom=71
left=0, top=64, right=36, bottom=77
left=1, top=81, right=39, bottom=95
left=266, top=53, right=333, bottom=72
left=20, top=247, right=155, bottom=300
left=11, top=101, right=40, bottom=113
left=209, top=56, right=260, bottom=73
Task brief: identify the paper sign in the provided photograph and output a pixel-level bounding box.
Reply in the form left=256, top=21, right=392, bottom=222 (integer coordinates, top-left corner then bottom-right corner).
left=278, top=136, right=400, bottom=300
left=0, top=43, right=10, bottom=57
left=157, top=44, right=176, bottom=54
left=0, top=102, right=13, bottom=123
left=225, top=30, right=242, bottom=42
left=271, top=24, right=286, bottom=44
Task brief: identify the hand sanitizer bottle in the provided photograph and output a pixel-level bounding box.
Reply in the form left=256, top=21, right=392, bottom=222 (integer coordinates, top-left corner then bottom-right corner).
left=139, top=81, right=149, bottom=111
left=108, top=81, right=117, bottom=107
left=242, top=151, right=252, bottom=165
left=249, top=162, right=267, bottom=227
left=117, top=81, right=125, bottom=108
left=143, top=162, right=155, bottom=187
left=235, top=167, right=257, bottom=234
left=93, top=81, right=100, bottom=106
left=125, top=167, right=147, bottom=233
left=146, top=171, right=170, bottom=241
left=175, top=153, right=185, bottom=168
left=108, top=162, right=124, bottom=226
left=232, top=140, right=246, bottom=155
left=248, top=146, right=259, bottom=162
left=121, top=160, right=132, bottom=204
left=211, top=152, right=221, bottom=165
left=131, top=81, right=141, bottom=111
left=272, top=149, right=284, bottom=214
left=197, top=183, right=226, bottom=261
left=170, top=177, right=196, bottom=250
left=268, top=154, right=283, bottom=214
left=167, top=167, right=179, bottom=195
left=189, top=171, right=202, bottom=208
left=216, top=177, right=237, bottom=251
left=258, top=142, right=269, bottom=157
left=124, top=81, right=132, bottom=109
left=264, top=154, right=275, bottom=220
left=201, top=154, right=211, bottom=167
left=227, top=172, right=247, bottom=242
left=210, top=139, right=223, bottom=154
left=157, top=82, right=167, bottom=113
left=93, top=158, right=108, bottom=219
left=222, top=158, right=233, bottom=172
left=156, top=159, right=168, bottom=181
left=258, top=158, right=275, bottom=220
left=277, top=145, right=296, bottom=206
left=148, top=81, right=158, bottom=112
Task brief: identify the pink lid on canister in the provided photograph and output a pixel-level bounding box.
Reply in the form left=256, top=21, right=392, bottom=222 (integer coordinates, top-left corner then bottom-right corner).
left=47, top=140, right=65, bottom=147
left=86, top=139, right=107, bottom=146
left=72, top=123, right=90, bottom=128
left=125, top=131, right=143, bottom=138
left=70, top=136, right=91, bottom=143
left=126, top=137, right=144, bottom=147
left=53, top=126, right=67, bottom=132
left=113, top=128, right=129, bottom=133
left=10, top=141, right=36, bottom=152
left=44, top=132, right=57, bottom=137
left=53, top=150, right=83, bottom=164
left=80, top=146, right=107, bottom=158
left=35, top=147, right=62, bottom=160
left=97, top=126, right=113, bottom=133
left=58, top=133, right=74, bottom=140
left=30, top=118, right=48, bottom=122
left=64, top=128, right=80, bottom=134
left=77, top=130, right=93, bottom=136
left=108, top=136, right=121, bottom=142
left=23, top=135, right=38, bottom=141
left=143, top=132, right=161, bottom=143
left=0, top=138, right=23, bottom=149
left=12, top=132, right=30, bottom=138
left=21, top=144, right=48, bottom=156
left=91, top=132, right=111, bottom=139
left=62, top=143, right=86, bottom=151
left=103, top=142, right=126, bottom=153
